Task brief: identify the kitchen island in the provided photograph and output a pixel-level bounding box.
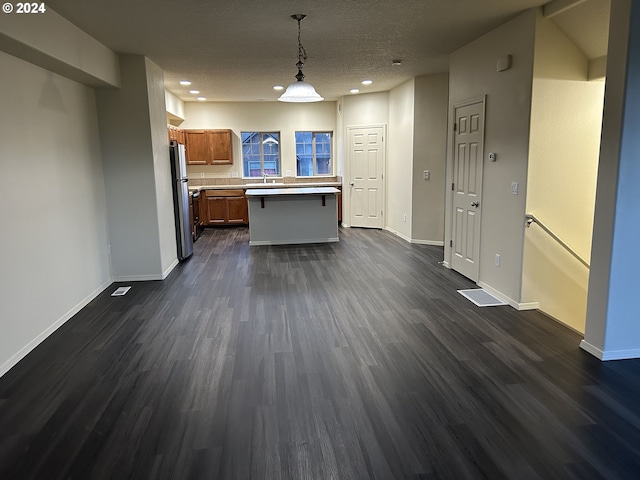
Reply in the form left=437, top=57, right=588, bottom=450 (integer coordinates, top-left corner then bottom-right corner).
left=245, top=187, right=340, bottom=245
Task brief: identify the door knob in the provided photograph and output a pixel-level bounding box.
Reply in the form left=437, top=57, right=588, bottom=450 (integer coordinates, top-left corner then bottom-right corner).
left=350, top=181, right=355, bottom=186
left=471, top=201, right=480, bottom=208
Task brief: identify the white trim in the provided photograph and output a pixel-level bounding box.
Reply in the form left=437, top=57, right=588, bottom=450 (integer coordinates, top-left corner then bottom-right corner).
left=411, top=239, right=445, bottom=246
left=162, top=259, right=180, bottom=279
left=579, top=340, right=640, bottom=361
left=477, top=281, right=539, bottom=311
left=385, top=226, right=411, bottom=243
left=384, top=227, right=444, bottom=246
left=0, top=279, right=112, bottom=378
left=250, top=238, right=339, bottom=246
left=112, top=259, right=179, bottom=282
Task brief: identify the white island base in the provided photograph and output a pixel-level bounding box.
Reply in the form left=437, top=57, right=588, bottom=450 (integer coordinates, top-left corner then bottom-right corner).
left=246, top=187, right=340, bottom=246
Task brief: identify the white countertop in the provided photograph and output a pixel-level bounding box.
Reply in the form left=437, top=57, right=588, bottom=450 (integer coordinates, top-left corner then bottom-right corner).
left=189, top=182, right=341, bottom=192
left=245, top=187, right=340, bottom=196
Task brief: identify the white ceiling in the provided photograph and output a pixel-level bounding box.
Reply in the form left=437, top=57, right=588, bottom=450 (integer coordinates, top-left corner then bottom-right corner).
left=45, top=0, right=609, bottom=103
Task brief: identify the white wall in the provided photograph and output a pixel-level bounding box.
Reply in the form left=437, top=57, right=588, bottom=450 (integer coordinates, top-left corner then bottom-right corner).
left=387, top=80, right=416, bottom=239
left=0, top=6, right=119, bottom=87
left=182, top=101, right=337, bottom=179
left=0, top=51, right=111, bottom=376
left=147, top=60, right=179, bottom=276
left=412, top=74, right=449, bottom=244
left=584, top=0, right=640, bottom=360
left=96, top=55, right=178, bottom=281
left=447, top=10, right=536, bottom=305
left=165, top=90, right=185, bottom=123
left=523, top=12, right=605, bottom=332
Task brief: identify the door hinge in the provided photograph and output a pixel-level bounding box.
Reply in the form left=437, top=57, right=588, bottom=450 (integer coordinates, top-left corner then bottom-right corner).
left=454, top=123, right=457, bottom=131
left=450, top=240, right=453, bottom=247
left=451, top=183, right=455, bottom=191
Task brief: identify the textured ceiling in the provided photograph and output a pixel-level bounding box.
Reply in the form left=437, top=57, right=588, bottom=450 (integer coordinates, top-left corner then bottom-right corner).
left=45, top=0, right=606, bottom=102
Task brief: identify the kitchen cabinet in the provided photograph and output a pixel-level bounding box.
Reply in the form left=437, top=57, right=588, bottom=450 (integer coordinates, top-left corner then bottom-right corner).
left=203, top=189, right=248, bottom=225
left=167, top=125, right=184, bottom=144
left=184, top=129, right=233, bottom=165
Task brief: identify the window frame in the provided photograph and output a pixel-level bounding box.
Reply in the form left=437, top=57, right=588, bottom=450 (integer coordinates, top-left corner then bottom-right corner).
left=295, top=131, right=333, bottom=177
left=241, top=131, right=281, bottom=178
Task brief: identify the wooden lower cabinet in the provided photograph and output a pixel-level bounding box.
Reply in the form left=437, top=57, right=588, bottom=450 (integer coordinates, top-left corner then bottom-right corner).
left=203, top=189, right=248, bottom=225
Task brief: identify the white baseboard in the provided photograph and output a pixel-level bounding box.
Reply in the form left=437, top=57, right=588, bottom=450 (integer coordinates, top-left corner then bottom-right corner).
left=0, top=279, right=113, bottom=378
left=162, top=259, right=180, bottom=279
left=411, top=239, right=445, bottom=246
left=579, top=340, right=640, bottom=361
left=385, top=227, right=411, bottom=243
left=477, top=282, right=539, bottom=311
left=384, top=227, right=444, bottom=246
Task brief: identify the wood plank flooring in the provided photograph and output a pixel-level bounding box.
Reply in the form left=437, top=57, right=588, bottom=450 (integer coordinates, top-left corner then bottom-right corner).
left=1, top=227, right=640, bottom=479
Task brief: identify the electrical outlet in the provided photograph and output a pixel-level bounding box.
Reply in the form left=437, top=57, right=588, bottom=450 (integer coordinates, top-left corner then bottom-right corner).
left=423, top=170, right=430, bottom=180
left=231, top=171, right=238, bottom=178
left=495, top=254, right=500, bottom=267
left=285, top=170, right=292, bottom=176
left=511, top=182, right=519, bottom=195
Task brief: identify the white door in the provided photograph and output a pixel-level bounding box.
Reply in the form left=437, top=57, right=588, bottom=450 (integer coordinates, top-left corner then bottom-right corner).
left=451, top=100, right=485, bottom=282
left=348, top=126, right=385, bottom=228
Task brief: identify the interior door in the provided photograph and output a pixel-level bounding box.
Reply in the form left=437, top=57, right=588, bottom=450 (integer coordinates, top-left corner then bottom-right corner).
left=451, top=100, right=485, bottom=282
left=348, top=126, right=385, bottom=228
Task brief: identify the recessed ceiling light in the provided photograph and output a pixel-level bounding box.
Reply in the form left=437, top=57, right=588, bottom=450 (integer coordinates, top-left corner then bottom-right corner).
left=189, top=89, right=200, bottom=94
left=391, top=60, right=402, bottom=66
left=179, top=80, right=192, bottom=86
left=350, top=89, right=360, bottom=94
left=361, top=80, right=373, bottom=85
left=197, top=96, right=206, bottom=101
left=273, top=85, right=284, bottom=91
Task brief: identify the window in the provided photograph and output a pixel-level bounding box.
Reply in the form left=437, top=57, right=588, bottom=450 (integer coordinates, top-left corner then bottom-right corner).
left=295, top=131, right=332, bottom=176
left=242, top=132, right=280, bottom=178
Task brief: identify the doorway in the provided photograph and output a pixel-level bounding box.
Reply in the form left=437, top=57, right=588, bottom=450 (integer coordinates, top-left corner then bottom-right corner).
left=347, top=125, right=386, bottom=228
left=450, top=98, right=485, bottom=282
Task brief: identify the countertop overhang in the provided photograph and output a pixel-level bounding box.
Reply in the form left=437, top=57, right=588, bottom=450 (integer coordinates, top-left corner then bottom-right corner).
left=189, top=182, right=341, bottom=193
left=245, top=187, right=340, bottom=196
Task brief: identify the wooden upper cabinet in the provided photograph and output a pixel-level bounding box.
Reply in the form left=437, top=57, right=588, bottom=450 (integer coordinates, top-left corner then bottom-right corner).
left=167, top=125, right=185, bottom=144
left=184, top=129, right=233, bottom=165
left=184, top=130, right=210, bottom=165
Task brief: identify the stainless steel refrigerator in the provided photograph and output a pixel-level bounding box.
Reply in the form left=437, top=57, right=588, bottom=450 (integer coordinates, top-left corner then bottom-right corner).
left=170, top=142, right=193, bottom=260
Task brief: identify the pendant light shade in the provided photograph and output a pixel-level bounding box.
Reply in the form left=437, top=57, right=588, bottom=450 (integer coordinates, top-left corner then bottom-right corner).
left=279, top=80, right=324, bottom=103
left=278, top=14, right=324, bottom=103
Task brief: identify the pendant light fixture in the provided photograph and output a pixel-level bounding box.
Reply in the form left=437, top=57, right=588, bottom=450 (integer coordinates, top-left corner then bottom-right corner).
left=278, top=14, right=324, bottom=103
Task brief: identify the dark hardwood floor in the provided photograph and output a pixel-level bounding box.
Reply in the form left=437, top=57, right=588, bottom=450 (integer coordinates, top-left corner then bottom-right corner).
left=2, top=227, right=640, bottom=479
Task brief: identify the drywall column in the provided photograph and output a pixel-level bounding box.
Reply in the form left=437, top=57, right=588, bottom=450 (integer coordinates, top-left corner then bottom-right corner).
left=582, top=0, right=640, bottom=360
left=96, top=55, right=178, bottom=281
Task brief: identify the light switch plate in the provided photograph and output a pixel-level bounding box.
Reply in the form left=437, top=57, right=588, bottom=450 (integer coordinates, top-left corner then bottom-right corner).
left=423, top=170, right=430, bottom=180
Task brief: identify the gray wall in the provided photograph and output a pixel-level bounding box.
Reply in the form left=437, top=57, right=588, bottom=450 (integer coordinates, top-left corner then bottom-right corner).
left=97, top=55, right=178, bottom=281
left=0, top=51, right=111, bottom=375
left=446, top=9, right=536, bottom=305
left=412, top=74, right=449, bottom=244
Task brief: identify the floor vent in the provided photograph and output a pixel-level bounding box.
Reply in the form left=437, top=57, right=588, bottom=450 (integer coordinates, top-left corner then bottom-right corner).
left=111, top=286, right=131, bottom=297
left=457, top=289, right=507, bottom=307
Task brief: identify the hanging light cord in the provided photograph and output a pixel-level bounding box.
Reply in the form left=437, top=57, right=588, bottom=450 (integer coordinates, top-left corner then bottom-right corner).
left=292, top=14, right=307, bottom=81
left=297, top=17, right=307, bottom=68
